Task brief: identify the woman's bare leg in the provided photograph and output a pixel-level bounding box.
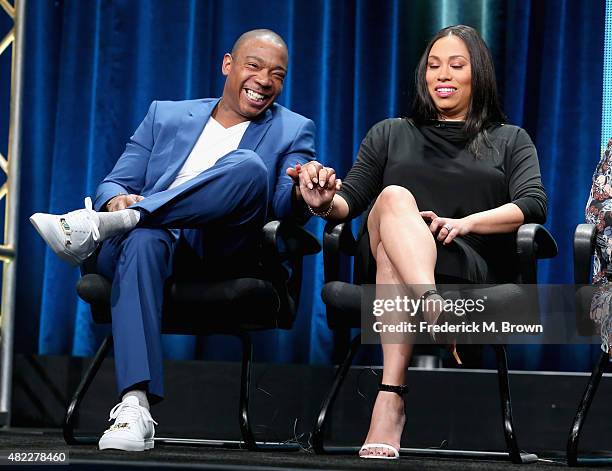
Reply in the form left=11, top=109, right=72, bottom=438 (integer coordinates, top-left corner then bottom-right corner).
left=360, top=242, right=413, bottom=457
left=367, top=185, right=438, bottom=321
left=360, top=186, right=440, bottom=457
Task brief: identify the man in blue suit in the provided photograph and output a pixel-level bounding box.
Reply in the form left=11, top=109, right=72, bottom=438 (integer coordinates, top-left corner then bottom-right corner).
left=31, top=29, right=338, bottom=451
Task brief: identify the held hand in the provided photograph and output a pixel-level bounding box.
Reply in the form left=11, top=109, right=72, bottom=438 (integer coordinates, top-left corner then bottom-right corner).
left=286, top=162, right=342, bottom=211
left=420, top=211, right=473, bottom=246
left=107, top=194, right=145, bottom=212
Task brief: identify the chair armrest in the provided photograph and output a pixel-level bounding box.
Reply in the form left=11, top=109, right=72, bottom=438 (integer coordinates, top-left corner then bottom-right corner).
left=323, top=221, right=357, bottom=256
left=261, top=220, right=320, bottom=279
left=323, top=221, right=357, bottom=283
left=516, top=224, right=558, bottom=283
left=263, top=220, right=321, bottom=259
left=574, top=223, right=597, bottom=284
left=261, top=220, right=320, bottom=316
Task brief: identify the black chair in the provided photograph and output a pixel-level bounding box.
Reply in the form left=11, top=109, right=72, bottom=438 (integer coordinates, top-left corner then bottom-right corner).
left=63, top=219, right=320, bottom=450
left=567, top=223, right=612, bottom=466
left=311, top=221, right=557, bottom=463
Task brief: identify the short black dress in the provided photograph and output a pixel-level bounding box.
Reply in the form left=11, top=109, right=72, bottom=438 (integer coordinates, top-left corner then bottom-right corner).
left=337, top=119, right=547, bottom=284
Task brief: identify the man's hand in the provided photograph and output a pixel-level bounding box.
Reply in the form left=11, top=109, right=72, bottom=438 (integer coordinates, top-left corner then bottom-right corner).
left=286, top=161, right=341, bottom=211
left=106, top=194, right=145, bottom=212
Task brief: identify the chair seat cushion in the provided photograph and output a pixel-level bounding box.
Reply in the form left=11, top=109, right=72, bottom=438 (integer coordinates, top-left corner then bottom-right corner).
left=321, top=281, right=362, bottom=329
left=77, top=274, right=283, bottom=332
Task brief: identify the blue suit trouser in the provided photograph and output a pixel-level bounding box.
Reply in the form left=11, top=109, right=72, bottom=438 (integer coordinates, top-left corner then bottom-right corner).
left=95, top=150, right=269, bottom=401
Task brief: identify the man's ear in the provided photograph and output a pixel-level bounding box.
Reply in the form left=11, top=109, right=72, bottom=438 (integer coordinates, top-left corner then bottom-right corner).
left=221, top=53, right=233, bottom=76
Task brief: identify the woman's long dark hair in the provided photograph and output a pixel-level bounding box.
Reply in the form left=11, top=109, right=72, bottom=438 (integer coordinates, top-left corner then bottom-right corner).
left=412, top=25, right=506, bottom=156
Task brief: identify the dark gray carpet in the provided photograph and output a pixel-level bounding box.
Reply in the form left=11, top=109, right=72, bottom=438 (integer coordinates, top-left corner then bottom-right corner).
left=0, top=428, right=606, bottom=470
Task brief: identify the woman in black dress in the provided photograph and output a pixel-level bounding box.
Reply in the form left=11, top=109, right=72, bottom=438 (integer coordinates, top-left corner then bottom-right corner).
left=296, top=25, right=546, bottom=459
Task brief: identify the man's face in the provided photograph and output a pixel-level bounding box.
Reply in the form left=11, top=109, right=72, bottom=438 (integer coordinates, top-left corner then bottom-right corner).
left=221, top=37, right=288, bottom=120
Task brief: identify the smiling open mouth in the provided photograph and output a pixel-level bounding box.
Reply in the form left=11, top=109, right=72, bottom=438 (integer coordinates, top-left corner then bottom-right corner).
left=245, top=88, right=267, bottom=102
left=435, top=87, right=457, bottom=98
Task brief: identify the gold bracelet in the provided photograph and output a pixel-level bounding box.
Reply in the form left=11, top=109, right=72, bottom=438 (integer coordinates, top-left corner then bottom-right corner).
left=308, top=199, right=334, bottom=218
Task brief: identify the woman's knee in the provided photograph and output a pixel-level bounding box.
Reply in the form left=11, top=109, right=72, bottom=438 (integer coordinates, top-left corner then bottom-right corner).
left=367, top=186, right=417, bottom=234
left=375, top=185, right=417, bottom=212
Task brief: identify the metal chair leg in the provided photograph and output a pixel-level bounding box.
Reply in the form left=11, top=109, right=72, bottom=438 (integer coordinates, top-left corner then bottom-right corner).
left=567, top=350, right=609, bottom=466
left=238, top=332, right=256, bottom=450
left=312, top=334, right=361, bottom=454
left=493, top=345, right=537, bottom=464
left=63, top=335, right=113, bottom=445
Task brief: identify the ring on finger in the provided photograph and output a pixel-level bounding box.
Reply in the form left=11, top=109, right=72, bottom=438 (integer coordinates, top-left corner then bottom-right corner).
left=443, top=224, right=453, bottom=232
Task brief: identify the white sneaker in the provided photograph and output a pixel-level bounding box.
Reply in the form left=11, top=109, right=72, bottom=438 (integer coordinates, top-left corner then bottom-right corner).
left=98, top=396, right=157, bottom=451
left=30, top=197, right=101, bottom=266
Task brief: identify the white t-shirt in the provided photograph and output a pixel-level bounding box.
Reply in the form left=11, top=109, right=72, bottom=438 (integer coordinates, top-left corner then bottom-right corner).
left=168, top=117, right=250, bottom=190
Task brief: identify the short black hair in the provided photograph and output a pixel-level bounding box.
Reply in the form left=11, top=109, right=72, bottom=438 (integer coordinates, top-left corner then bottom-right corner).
left=412, top=25, right=506, bottom=156
left=231, top=29, right=287, bottom=57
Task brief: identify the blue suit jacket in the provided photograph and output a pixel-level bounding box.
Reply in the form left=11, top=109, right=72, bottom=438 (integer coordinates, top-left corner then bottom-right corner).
left=94, top=98, right=316, bottom=220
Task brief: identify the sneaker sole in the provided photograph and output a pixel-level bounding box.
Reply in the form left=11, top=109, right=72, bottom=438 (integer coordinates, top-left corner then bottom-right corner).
left=99, top=437, right=154, bottom=452
left=30, top=213, right=80, bottom=266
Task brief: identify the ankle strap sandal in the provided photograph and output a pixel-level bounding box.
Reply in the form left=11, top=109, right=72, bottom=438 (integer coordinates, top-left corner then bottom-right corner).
left=419, top=289, right=440, bottom=320
left=379, top=383, right=409, bottom=396
left=420, top=289, right=438, bottom=301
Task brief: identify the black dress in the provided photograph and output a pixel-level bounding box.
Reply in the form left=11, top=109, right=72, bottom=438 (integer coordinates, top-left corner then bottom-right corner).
left=337, top=119, right=547, bottom=283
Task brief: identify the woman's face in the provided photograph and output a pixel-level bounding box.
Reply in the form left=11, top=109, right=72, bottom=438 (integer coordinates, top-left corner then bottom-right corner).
left=425, top=35, right=472, bottom=120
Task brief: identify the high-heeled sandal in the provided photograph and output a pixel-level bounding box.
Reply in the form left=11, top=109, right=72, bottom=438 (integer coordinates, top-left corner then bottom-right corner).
left=359, top=383, right=408, bottom=460
left=421, top=289, right=462, bottom=365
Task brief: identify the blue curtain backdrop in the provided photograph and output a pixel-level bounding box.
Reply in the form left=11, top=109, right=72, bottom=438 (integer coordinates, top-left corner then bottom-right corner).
left=2, top=0, right=606, bottom=370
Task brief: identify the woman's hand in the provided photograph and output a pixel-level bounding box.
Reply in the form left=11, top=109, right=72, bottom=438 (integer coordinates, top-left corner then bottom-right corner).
left=286, top=161, right=341, bottom=212
left=420, top=210, right=474, bottom=245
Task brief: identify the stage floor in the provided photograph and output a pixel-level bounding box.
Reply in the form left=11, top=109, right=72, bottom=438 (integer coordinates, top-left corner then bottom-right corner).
left=0, top=428, right=601, bottom=470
